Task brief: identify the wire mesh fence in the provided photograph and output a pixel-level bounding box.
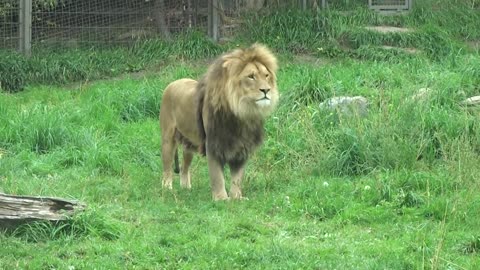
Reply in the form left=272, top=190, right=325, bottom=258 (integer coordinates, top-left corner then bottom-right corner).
left=1, top=0, right=213, bottom=52
left=31, top=0, right=210, bottom=47
left=1, top=0, right=410, bottom=54
left=0, top=0, right=20, bottom=49
left=218, top=0, right=313, bottom=40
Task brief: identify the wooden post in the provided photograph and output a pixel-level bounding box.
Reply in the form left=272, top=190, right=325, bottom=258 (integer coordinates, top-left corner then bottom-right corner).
left=322, top=0, right=326, bottom=9
left=154, top=0, right=171, bottom=39
left=301, top=0, right=307, bottom=10
left=19, top=0, right=32, bottom=56
left=208, top=0, right=219, bottom=42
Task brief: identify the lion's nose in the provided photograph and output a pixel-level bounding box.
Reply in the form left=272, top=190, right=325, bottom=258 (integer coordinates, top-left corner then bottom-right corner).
left=260, top=88, right=270, bottom=95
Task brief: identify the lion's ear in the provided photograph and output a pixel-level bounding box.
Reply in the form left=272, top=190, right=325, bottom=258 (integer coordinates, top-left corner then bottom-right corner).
left=222, top=58, right=242, bottom=76
left=222, top=58, right=236, bottom=69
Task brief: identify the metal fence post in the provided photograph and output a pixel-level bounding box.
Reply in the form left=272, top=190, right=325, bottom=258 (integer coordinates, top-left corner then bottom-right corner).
left=208, top=0, right=219, bottom=42
left=19, top=0, right=32, bottom=56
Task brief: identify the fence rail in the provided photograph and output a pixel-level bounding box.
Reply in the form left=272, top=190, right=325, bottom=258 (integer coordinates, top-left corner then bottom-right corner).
left=1, top=0, right=412, bottom=55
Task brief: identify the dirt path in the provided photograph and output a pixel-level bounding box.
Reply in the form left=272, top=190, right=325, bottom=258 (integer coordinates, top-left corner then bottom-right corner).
left=365, top=26, right=413, bottom=33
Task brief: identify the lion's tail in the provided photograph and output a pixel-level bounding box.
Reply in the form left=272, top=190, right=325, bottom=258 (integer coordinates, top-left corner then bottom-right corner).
left=173, top=149, right=180, bottom=174
left=196, top=79, right=207, bottom=156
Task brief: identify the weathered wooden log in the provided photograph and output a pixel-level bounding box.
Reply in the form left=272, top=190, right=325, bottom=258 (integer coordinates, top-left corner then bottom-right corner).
left=0, top=193, right=85, bottom=228
left=461, top=96, right=480, bottom=107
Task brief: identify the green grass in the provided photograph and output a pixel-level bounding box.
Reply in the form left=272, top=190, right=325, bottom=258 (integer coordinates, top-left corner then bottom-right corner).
left=242, top=0, right=479, bottom=58
left=1, top=51, right=480, bottom=268
left=1, top=1, right=480, bottom=268
left=1, top=30, right=220, bottom=92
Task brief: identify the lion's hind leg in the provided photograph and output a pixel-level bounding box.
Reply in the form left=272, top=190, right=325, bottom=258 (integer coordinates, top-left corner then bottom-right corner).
left=180, top=148, right=194, bottom=189
left=161, top=129, right=177, bottom=190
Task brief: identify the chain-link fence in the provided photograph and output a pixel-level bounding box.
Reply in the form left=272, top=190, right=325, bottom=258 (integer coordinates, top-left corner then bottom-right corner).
left=1, top=0, right=412, bottom=55
left=30, top=0, right=218, bottom=46
left=1, top=0, right=213, bottom=54
left=0, top=0, right=20, bottom=49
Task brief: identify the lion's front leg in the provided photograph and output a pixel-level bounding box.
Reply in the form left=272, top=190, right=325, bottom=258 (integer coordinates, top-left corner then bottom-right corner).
left=229, top=161, right=246, bottom=200
left=207, top=155, right=228, bottom=201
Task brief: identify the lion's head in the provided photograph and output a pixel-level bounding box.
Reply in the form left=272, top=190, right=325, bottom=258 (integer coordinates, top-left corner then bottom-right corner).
left=203, top=43, right=279, bottom=120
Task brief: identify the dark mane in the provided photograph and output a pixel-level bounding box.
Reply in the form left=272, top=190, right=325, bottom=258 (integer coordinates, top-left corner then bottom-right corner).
left=205, top=105, right=264, bottom=166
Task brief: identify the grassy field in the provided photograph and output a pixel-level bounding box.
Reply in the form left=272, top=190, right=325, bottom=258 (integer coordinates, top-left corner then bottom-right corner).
left=1, top=2, right=480, bottom=269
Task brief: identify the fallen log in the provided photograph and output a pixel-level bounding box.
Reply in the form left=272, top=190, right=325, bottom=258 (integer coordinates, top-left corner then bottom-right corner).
left=461, top=96, right=480, bottom=107
left=0, top=193, right=85, bottom=228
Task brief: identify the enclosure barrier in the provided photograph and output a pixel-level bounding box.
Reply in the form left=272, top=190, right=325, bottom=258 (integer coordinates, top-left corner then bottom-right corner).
left=1, top=0, right=411, bottom=56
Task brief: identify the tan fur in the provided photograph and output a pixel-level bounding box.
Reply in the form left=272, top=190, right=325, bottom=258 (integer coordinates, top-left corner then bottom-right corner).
left=160, top=43, right=279, bottom=200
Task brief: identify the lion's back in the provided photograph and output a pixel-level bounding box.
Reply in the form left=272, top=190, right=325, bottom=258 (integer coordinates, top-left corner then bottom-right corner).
left=162, top=78, right=197, bottom=101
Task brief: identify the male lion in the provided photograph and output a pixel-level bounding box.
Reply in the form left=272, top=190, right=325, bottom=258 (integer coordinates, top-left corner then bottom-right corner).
left=160, top=43, right=279, bottom=200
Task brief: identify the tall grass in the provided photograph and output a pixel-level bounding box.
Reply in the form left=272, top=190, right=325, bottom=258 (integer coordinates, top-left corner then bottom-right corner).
left=0, top=51, right=27, bottom=92
left=10, top=210, right=121, bottom=242
left=242, top=1, right=478, bottom=60
left=0, top=30, right=219, bottom=92
left=1, top=1, right=479, bottom=268
left=270, top=54, right=480, bottom=177
left=1, top=55, right=479, bottom=269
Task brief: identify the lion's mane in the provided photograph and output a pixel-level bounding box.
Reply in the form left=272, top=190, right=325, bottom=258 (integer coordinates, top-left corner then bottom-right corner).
left=196, top=44, right=279, bottom=165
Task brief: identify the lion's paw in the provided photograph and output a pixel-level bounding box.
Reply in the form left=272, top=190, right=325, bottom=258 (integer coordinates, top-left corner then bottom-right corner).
left=162, top=181, right=173, bottom=190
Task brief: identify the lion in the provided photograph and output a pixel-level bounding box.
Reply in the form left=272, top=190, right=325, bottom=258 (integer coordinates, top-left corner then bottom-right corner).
left=160, top=43, right=279, bottom=201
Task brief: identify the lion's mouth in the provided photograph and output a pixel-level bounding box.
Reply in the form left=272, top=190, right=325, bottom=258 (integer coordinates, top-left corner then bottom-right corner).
left=256, top=97, right=271, bottom=107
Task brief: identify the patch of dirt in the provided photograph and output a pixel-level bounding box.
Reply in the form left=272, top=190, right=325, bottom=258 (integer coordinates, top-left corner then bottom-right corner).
left=381, top=45, right=420, bottom=54
left=365, top=26, right=413, bottom=33
left=292, top=54, right=332, bottom=66
left=467, top=40, right=480, bottom=51
left=65, top=57, right=216, bottom=90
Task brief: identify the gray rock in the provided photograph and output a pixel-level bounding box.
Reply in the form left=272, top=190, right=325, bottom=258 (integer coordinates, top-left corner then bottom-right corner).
left=409, top=87, right=432, bottom=102
left=319, top=96, right=369, bottom=117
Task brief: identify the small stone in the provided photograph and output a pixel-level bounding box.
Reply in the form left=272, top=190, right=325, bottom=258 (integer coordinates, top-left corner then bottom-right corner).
left=409, top=87, right=432, bottom=102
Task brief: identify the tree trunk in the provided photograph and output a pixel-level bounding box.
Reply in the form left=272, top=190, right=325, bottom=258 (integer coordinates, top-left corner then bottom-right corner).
left=0, top=193, right=85, bottom=228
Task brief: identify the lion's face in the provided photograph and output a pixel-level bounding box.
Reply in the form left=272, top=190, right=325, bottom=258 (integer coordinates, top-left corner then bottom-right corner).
left=226, top=61, right=279, bottom=119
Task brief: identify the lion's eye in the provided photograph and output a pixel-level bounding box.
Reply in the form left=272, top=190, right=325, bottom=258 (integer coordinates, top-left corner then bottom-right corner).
left=248, top=74, right=255, bottom=80
left=265, top=74, right=269, bottom=78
